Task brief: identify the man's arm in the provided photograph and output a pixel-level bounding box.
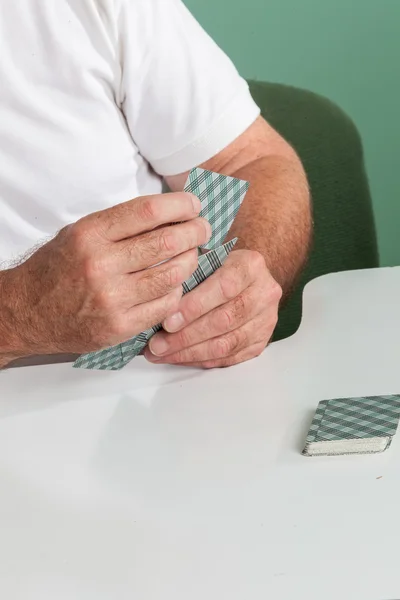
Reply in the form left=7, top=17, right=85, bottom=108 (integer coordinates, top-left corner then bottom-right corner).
left=0, top=194, right=210, bottom=368
left=144, top=116, right=311, bottom=368
left=166, top=116, right=311, bottom=297
left=0, top=272, right=20, bottom=368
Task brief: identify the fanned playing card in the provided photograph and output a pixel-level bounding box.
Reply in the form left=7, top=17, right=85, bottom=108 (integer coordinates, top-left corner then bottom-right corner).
left=303, top=394, right=400, bottom=457
left=73, top=168, right=249, bottom=371
left=187, top=167, right=248, bottom=250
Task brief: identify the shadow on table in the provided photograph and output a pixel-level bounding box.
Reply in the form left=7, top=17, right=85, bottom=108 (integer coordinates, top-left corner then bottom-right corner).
left=5, top=354, right=78, bottom=368
left=0, top=358, right=203, bottom=422
left=295, top=409, right=315, bottom=454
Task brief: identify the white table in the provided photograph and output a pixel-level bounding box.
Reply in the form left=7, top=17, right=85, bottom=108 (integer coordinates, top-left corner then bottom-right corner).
left=1, top=267, right=400, bottom=600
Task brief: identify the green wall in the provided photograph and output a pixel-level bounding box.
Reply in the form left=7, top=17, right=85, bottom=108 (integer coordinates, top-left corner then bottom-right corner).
left=186, top=0, right=400, bottom=267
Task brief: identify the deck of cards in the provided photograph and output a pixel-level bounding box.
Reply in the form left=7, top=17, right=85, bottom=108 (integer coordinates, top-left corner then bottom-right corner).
left=303, top=394, right=400, bottom=457
left=73, top=167, right=249, bottom=371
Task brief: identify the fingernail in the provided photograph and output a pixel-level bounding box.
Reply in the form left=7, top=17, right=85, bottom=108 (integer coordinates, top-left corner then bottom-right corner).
left=191, top=195, right=201, bottom=213
left=149, top=334, right=170, bottom=356
left=204, top=220, right=212, bottom=241
left=163, top=311, right=184, bottom=332
left=145, top=350, right=162, bottom=363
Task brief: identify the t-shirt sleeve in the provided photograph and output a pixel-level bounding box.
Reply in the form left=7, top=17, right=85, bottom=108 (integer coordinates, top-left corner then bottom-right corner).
left=117, top=0, right=260, bottom=176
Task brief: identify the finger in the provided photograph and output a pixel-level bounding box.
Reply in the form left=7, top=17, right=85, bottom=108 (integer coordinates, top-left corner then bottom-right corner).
left=162, top=250, right=258, bottom=333
left=169, top=342, right=267, bottom=370
left=128, top=248, right=199, bottom=305
left=149, top=284, right=264, bottom=357
left=145, top=316, right=271, bottom=365
left=111, top=217, right=211, bottom=273
left=82, top=192, right=202, bottom=242
left=107, top=287, right=183, bottom=346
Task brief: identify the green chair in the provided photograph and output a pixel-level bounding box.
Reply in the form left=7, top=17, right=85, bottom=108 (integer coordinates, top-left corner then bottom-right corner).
left=248, top=81, right=379, bottom=340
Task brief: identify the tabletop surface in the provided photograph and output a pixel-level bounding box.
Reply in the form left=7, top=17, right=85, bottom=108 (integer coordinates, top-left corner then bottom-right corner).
left=1, top=267, right=400, bottom=600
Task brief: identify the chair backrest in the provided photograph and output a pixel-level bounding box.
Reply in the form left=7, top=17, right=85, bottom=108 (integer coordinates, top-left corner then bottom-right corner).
left=247, top=80, right=378, bottom=340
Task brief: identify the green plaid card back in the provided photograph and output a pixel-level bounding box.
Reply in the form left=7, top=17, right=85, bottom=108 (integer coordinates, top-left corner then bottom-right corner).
left=186, top=167, right=248, bottom=250
left=303, top=395, right=400, bottom=453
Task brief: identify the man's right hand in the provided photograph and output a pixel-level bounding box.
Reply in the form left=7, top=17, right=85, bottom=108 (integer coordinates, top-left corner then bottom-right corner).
left=0, top=192, right=210, bottom=362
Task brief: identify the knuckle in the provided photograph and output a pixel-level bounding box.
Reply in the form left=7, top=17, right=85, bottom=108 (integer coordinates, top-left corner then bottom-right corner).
left=158, top=229, right=178, bottom=254
left=81, top=255, right=103, bottom=284
left=213, top=334, right=234, bottom=358
left=219, top=268, right=242, bottom=300
left=230, top=329, right=246, bottom=353
left=67, top=221, right=91, bottom=254
left=270, top=280, right=283, bottom=302
left=248, top=250, right=265, bottom=270
left=135, top=233, right=161, bottom=263
left=170, top=249, right=198, bottom=284
left=168, top=264, right=184, bottom=287
left=231, top=294, right=247, bottom=324
left=148, top=269, right=175, bottom=296
left=146, top=262, right=184, bottom=296
left=139, top=197, right=157, bottom=222
left=218, top=306, right=236, bottom=330
left=95, top=288, right=114, bottom=311
left=122, top=236, right=139, bottom=262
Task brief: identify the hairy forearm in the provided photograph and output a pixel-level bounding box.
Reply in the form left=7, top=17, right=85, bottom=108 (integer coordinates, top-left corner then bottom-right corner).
left=0, top=269, right=23, bottom=368
left=166, top=117, right=312, bottom=297
left=228, top=153, right=311, bottom=295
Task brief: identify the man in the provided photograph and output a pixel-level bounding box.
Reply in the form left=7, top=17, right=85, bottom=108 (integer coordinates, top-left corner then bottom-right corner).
left=0, top=0, right=311, bottom=370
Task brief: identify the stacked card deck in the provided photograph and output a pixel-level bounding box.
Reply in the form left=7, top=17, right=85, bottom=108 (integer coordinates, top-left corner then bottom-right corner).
left=303, top=395, right=400, bottom=457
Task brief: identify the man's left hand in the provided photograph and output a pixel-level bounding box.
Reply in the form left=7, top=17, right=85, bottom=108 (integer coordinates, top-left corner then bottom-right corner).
left=144, top=249, right=282, bottom=369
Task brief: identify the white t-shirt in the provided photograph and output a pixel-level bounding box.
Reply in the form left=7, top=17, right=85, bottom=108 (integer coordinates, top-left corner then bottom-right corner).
left=0, top=0, right=259, bottom=263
